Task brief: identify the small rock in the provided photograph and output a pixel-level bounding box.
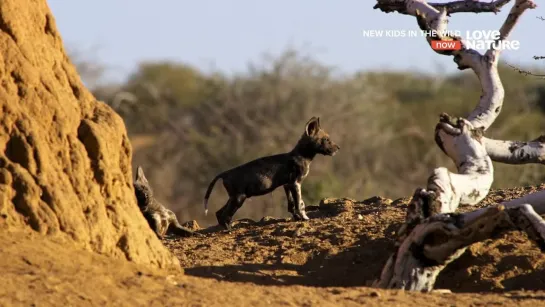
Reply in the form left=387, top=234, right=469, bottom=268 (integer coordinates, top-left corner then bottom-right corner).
left=260, top=216, right=277, bottom=223
left=292, top=227, right=305, bottom=237
left=361, top=196, right=392, bottom=205
left=233, top=218, right=256, bottom=227
left=166, top=275, right=178, bottom=286
left=281, top=252, right=309, bottom=265
left=391, top=198, right=408, bottom=206
left=369, top=291, right=381, bottom=297
left=357, top=214, right=363, bottom=220
left=181, top=220, right=201, bottom=231
left=431, top=289, right=452, bottom=294
left=319, top=198, right=355, bottom=215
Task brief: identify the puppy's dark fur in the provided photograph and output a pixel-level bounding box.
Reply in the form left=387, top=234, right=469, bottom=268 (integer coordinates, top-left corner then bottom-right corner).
left=134, top=166, right=197, bottom=238
left=203, top=117, right=340, bottom=230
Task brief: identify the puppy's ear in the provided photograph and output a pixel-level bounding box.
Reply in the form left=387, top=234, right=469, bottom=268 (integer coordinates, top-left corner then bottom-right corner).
left=135, top=166, right=149, bottom=184
left=305, top=117, right=320, bottom=136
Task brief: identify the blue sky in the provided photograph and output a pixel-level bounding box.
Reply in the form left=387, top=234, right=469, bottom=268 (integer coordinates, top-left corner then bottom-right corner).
left=48, top=0, right=544, bottom=83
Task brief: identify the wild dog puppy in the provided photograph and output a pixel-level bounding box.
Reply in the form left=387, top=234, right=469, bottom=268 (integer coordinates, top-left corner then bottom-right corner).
left=133, top=166, right=197, bottom=238
left=203, top=116, right=340, bottom=230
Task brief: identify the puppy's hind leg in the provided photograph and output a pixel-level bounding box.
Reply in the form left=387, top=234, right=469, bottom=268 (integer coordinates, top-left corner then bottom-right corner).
left=216, top=198, right=233, bottom=230
left=218, top=195, right=247, bottom=230
left=166, top=209, right=201, bottom=237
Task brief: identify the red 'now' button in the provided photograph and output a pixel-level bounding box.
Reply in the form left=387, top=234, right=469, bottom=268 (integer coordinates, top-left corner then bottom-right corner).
left=431, top=40, right=462, bottom=51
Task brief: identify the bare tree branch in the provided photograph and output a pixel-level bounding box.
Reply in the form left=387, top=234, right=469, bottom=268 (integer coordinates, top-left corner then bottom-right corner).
left=463, top=189, right=545, bottom=222
left=507, top=63, right=545, bottom=78
left=397, top=0, right=535, bottom=218
left=397, top=0, right=533, bottom=131
left=374, top=199, right=545, bottom=291
left=484, top=136, right=545, bottom=164
left=505, top=13, right=544, bottom=76
left=376, top=0, right=536, bottom=131
left=373, top=0, right=541, bottom=292
left=431, top=115, right=493, bottom=213
left=374, top=0, right=512, bottom=15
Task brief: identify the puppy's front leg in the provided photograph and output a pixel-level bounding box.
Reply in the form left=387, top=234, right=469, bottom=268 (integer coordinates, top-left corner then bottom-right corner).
left=149, top=213, right=165, bottom=239
left=284, top=185, right=296, bottom=215
left=289, top=182, right=310, bottom=221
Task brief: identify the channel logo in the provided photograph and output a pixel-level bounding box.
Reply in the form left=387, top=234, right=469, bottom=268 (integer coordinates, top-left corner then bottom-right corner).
left=431, top=40, right=462, bottom=51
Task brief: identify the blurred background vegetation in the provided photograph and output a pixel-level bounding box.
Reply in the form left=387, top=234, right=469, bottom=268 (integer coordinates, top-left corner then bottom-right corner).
left=70, top=48, right=545, bottom=227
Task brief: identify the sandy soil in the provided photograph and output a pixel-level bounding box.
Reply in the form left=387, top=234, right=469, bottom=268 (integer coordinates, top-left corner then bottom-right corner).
left=3, top=185, right=545, bottom=306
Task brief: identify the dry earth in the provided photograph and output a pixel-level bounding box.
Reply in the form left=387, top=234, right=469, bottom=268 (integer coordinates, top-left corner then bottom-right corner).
left=169, top=184, right=545, bottom=294
left=4, top=185, right=545, bottom=306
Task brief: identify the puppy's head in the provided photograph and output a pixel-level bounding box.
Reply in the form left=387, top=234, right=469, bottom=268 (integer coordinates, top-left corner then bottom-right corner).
left=134, top=166, right=153, bottom=208
left=303, top=117, right=340, bottom=156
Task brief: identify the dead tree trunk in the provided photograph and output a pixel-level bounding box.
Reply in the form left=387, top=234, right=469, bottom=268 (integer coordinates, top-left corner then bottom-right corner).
left=372, top=0, right=541, bottom=291
left=374, top=190, right=545, bottom=291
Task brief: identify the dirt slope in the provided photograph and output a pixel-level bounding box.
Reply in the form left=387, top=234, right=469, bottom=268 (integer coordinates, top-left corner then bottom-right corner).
left=3, top=186, right=545, bottom=306
left=0, top=0, right=178, bottom=269
left=170, top=184, right=545, bottom=293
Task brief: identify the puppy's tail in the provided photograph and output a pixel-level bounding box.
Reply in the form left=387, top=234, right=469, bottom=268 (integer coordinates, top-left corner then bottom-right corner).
left=204, top=173, right=224, bottom=216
